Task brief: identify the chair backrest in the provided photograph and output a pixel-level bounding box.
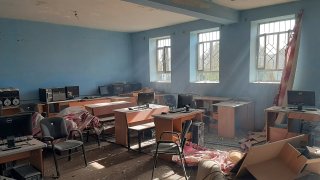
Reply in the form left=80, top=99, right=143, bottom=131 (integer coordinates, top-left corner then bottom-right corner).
left=180, top=120, right=192, bottom=151
left=163, top=94, right=177, bottom=108
left=40, top=117, right=69, bottom=140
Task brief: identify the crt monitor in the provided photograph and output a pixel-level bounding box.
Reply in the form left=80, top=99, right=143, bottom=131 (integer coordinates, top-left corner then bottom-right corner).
left=137, top=92, right=155, bottom=106
left=177, top=94, right=194, bottom=108
left=287, top=90, right=315, bottom=110
left=99, top=85, right=109, bottom=96
left=0, top=113, right=33, bottom=140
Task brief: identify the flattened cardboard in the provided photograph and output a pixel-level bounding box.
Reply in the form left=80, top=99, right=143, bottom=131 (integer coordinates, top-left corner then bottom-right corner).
left=246, top=143, right=307, bottom=180
left=236, top=134, right=310, bottom=178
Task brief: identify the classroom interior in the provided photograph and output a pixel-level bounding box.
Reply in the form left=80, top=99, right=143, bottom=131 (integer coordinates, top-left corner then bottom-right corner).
left=1, top=0, right=320, bottom=179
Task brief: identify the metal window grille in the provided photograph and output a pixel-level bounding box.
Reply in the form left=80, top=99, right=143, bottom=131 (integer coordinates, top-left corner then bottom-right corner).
left=197, top=31, right=220, bottom=81
left=156, top=38, right=171, bottom=73
left=256, top=18, right=295, bottom=81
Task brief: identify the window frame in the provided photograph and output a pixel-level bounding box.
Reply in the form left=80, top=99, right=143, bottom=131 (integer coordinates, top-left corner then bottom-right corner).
left=250, top=15, right=295, bottom=83
left=195, top=29, right=220, bottom=83
left=156, top=37, right=171, bottom=73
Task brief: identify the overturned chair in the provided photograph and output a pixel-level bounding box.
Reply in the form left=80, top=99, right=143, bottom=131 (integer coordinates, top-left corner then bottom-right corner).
left=40, top=117, right=88, bottom=178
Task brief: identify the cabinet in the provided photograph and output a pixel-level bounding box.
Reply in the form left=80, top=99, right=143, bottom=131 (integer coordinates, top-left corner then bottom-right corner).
left=213, top=101, right=254, bottom=138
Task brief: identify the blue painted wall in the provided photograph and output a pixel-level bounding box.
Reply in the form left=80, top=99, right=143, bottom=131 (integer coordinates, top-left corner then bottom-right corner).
left=131, top=0, right=320, bottom=130
left=0, top=19, right=133, bottom=102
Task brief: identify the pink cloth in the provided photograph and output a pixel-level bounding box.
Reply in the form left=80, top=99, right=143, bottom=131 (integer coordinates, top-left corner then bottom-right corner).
left=172, top=143, right=235, bottom=174
left=32, top=107, right=103, bottom=137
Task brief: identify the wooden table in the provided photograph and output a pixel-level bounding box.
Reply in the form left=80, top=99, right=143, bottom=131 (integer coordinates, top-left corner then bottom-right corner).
left=0, top=139, right=46, bottom=175
left=193, top=96, right=231, bottom=111
left=0, top=106, right=20, bottom=116
left=114, top=104, right=169, bottom=146
left=85, top=101, right=135, bottom=118
left=152, top=109, right=204, bottom=141
left=107, top=96, right=137, bottom=105
left=39, top=97, right=111, bottom=117
left=265, top=106, right=320, bottom=142
left=213, top=101, right=254, bottom=138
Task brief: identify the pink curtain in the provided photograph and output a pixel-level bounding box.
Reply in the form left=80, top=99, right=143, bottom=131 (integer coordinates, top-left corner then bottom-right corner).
left=273, top=10, right=304, bottom=107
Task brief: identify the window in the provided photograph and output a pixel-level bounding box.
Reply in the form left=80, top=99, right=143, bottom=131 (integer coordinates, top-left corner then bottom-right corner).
left=250, top=16, right=295, bottom=83
left=149, top=37, right=171, bottom=82
left=196, top=30, right=220, bottom=82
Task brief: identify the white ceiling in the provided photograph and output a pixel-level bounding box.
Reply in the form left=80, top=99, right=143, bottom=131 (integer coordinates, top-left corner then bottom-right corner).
left=212, top=0, right=297, bottom=10
left=0, top=0, right=297, bottom=32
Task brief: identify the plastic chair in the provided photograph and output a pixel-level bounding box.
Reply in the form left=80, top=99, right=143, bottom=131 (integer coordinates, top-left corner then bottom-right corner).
left=40, top=117, right=87, bottom=178
left=151, top=120, right=193, bottom=180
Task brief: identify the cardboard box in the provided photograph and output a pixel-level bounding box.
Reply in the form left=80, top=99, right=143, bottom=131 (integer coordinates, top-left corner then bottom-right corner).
left=235, top=135, right=320, bottom=180
left=269, top=127, right=300, bottom=142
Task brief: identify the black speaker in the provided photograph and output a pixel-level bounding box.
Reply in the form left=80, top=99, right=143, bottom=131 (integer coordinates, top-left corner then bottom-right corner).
left=65, top=86, right=79, bottom=99
left=191, top=122, right=204, bottom=147
left=0, top=88, right=20, bottom=107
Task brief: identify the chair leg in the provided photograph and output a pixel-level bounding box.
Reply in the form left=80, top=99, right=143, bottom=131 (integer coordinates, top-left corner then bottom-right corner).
left=178, top=149, right=188, bottom=180
left=127, top=129, right=131, bottom=151
left=97, top=133, right=101, bottom=146
left=52, top=149, right=60, bottom=178
left=138, top=131, right=142, bottom=152
left=151, top=144, right=159, bottom=180
left=68, top=149, right=72, bottom=161
left=82, top=144, right=88, bottom=167
left=86, top=131, right=90, bottom=142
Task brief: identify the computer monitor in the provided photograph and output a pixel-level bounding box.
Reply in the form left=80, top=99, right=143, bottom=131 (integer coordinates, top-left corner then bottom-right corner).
left=0, top=113, right=33, bottom=140
left=99, top=85, right=109, bottom=96
left=177, top=94, right=194, bottom=108
left=287, top=90, right=315, bottom=110
left=137, top=92, right=155, bottom=106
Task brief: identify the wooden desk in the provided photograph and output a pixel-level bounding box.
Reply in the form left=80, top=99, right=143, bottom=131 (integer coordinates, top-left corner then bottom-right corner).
left=0, top=106, right=20, bottom=116
left=213, top=101, right=254, bottom=138
left=40, top=97, right=111, bottom=117
left=68, top=98, right=111, bottom=108
left=193, top=96, right=231, bottom=117
left=265, top=106, right=320, bottom=142
left=114, top=104, right=169, bottom=146
left=85, top=101, right=134, bottom=117
left=107, top=96, right=137, bottom=105
left=152, top=109, right=204, bottom=141
left=0, top=139, right=46, bottom=175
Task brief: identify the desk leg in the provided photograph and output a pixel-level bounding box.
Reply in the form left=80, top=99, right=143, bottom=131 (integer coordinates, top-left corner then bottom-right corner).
left=30, top=149, right=44, bottom=176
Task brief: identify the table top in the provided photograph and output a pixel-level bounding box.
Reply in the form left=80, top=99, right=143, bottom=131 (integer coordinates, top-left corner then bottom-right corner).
left=0, top=139, right=46, bottom=157
left=265, top=106, right=320, bottom=114
left=84, top=101, right=131, bottom=108
left=193, top=96, right=231, bottom=102
left=114, top=104, right=168, bottom=113
left=213, top=101, right=252, bottom=107
left=152, top=109, right=204, bottom=120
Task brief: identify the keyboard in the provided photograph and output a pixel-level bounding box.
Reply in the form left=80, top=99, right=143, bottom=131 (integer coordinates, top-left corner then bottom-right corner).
left=0, top=136, right=33, bottom=146
left=169, top=108, right=185, bottom=113
left=304, top=108, right=318, bottom=111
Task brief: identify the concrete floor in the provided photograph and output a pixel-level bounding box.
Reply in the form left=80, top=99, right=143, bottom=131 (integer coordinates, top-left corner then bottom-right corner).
left=42, top=140, right=198, bottom=180
left=41, top=126, right=245, bottom=180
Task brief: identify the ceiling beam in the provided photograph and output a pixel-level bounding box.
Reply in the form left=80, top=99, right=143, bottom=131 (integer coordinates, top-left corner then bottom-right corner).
left=124, top=0, right=239, bottom=24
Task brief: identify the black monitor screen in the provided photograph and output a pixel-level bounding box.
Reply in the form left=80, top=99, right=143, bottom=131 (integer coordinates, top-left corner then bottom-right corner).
left=0, top=113, right=33, bottom=139
left=137, top=92, right=155, bottom=106
left=287, top=90, right=315, bottom=109
left=99, top=86, right=109, bottom=96
left=177, top=94, right=194, bottom=108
